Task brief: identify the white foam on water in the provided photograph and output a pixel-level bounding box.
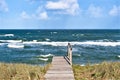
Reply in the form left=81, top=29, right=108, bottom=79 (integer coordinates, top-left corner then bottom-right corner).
left=0, top=40, right=22, bottom=43
left=39, top=58, right=48, bottom=61
left=7, top=43, right=24, bottom=48
left=4, top=34, right=14, bottom=37
left=33, top=40, right=37, bottom=42
left=40, top=54, right=53, bottom=57
left=118, top=55, right=120, bottom=58
left=45, top=38, right=50, bottom=41
left=23, top=41, right=68, bottom=46
left=71, top=41, right=120, bottom=47
left=0, top=34, right=14, bottom=37
left=95, top=39, right=112, bottom=42
left=0, top=43, right=6, bottom=46
left=73, top=54, right=81, bottom=57
left=23, top=41, right=120, bottom=47
left=51, top=32, right=57, bottom=34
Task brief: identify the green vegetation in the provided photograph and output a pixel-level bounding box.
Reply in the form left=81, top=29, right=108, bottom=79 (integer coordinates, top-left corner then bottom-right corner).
left=73, top=62, right=120, bottom=80
left=0, top=63, right=49, bottom=80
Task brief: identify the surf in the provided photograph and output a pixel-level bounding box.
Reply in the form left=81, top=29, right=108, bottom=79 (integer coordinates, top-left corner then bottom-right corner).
left=39, top=58, right=48, bottom=61
left=39, top=54, right=53, bottom=58
left=7, top=43, right=24, bottom=48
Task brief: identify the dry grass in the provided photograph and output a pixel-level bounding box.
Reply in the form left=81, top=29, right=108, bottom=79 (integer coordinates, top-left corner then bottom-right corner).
left=0, top=63, right=50, bottom=80
left=73, top=62, right=120, bottom=80
left=1, top=62, right=120, bottom=80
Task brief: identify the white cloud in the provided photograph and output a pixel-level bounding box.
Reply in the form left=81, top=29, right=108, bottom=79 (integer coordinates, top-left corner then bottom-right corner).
left=109, top=5, right=120, bottom=16
left=87, top=4, right=103, bottom=18
left=20, top=7, right=48, bottom=20
left=46, top=0, right=80, bottom=16
left=0, top=0, right=8, bottom=12
left=20, top=11, right=31, bottom=19
left=36, top=6, right=48, bottom=20
left=38, top=12, right=48, bottom=20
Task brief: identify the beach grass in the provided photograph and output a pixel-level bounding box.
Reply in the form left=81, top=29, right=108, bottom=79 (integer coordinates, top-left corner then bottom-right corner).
left=73, top=62, right=120, bottom=80
left=0, top=62, right=120, bottom=80
left=0, top=63, right=50, bottom=80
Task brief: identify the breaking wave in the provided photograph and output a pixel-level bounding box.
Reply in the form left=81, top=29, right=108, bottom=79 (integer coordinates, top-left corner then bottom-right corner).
left=0, top=40, right=22, bottom=43
left=73, top=54, right=81, bottom=57
left=39, top=58, right=48, bottom=61
left=39, top=54, right=53, bottom=58
left=0, top=40, right=120, bottom=47
left=23, top=41, right=120, bottom=47
left=7, top=43, right=24, bottom=48
left=45, top=38, right=50, bottom=41
left=0, top=34, right=14, bottom=37
left=118, top=55, right=120, bottom=58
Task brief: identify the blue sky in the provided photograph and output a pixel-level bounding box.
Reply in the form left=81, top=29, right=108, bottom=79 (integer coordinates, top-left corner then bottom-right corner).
left=0, top=0, right=120, bottom=29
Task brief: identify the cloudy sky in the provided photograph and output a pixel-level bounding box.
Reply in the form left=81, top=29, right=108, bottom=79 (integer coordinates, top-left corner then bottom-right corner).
left=0, top=0, right=120, bottom=29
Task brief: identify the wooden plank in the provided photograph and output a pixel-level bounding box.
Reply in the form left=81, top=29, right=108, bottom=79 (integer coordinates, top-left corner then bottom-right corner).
left=47, top=71, right=73, bottom=74
left=45, top=56, right=75, bottom=80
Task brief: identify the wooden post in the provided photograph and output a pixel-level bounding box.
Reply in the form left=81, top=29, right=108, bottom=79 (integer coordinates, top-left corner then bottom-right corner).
left=67, top=43, right=72, bottom=65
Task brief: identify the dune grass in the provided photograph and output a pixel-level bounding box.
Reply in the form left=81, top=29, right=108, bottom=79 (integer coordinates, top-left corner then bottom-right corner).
left=0, top=62, right=120, bottom=80
left=73, top=62, right=120, bottom=80
left=0, top=63, right=50, bottom=80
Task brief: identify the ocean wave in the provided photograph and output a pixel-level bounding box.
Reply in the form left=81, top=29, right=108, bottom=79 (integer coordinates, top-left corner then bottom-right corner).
left=7, top=43, right=24, bottom=48
left=0, top=34, right=14, bottom=37
left=0, top=40, right=22, bottom=43
left=39, top=58, right=48, bottom=61
left=95, top=39, right=113, bottom=42
left=0, top=43, right=6, bottom=46
left=75, top=41, right=120, bottom=46
left=39, top=54, right=53, bottom=57
left=118, top=55, right=120, bottom=58
left=73, top=54, right=81, bottom=57
left=72, top=34, right=85, bottom=37
left=23, top=41, right=120, bottom=47
left=45, top=38, right=50, bottom=41
left=23, top=41, right=68, bottom=46
left=33, top=40, right=37, bottom=42
left=51, top=32, right=57, bottom=34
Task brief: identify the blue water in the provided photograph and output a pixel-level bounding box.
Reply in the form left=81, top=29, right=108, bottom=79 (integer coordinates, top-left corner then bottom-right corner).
left=0, top=29, right=120, bottom=65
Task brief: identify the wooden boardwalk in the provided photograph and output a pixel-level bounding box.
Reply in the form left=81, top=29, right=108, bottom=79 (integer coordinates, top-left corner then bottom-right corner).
left=44, top=56, right=75, bottom=80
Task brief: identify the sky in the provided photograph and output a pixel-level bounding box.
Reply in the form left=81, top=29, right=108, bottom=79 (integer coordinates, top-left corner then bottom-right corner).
left=0, top=0, right=120, bottom=29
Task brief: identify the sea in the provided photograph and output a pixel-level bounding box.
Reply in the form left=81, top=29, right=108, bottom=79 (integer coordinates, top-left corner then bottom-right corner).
left=0, top=29, right=120, bottom=66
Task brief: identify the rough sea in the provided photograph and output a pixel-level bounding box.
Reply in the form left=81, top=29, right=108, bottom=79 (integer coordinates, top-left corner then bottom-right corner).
left=0, top=29, right=120, bottom=66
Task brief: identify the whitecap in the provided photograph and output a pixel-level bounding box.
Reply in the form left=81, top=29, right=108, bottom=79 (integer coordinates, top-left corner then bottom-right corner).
left=33, top=40, right=37, bottom=42
left=39, top=58, right=48, bottom=61
left=118, top=55, right=120, bottom=58
left=23, top=41, right=68, bottom=46
left=0, top=43, right=6, bottom=46
left=0, top=40, right=22, bottom=43
left=4, top=34, right=14, bottom=37
left=71, top=41, right=120, bottom=47
left=7, top=43, right=24, bottom=48
left=95, top=39, right=112, bottom=42
left=0, top=34, right=14, bottom=37
left=23, top=41, right=120, bottom=47
left=40, top=54, right=53, bottom=57
left=45, top=38, right=50, bottom=41
left=51, top=32, right=57, bottom=34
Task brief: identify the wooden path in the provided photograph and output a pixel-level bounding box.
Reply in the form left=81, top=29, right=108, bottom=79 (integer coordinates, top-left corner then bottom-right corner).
left=44, top=56, right=75, bottom=80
